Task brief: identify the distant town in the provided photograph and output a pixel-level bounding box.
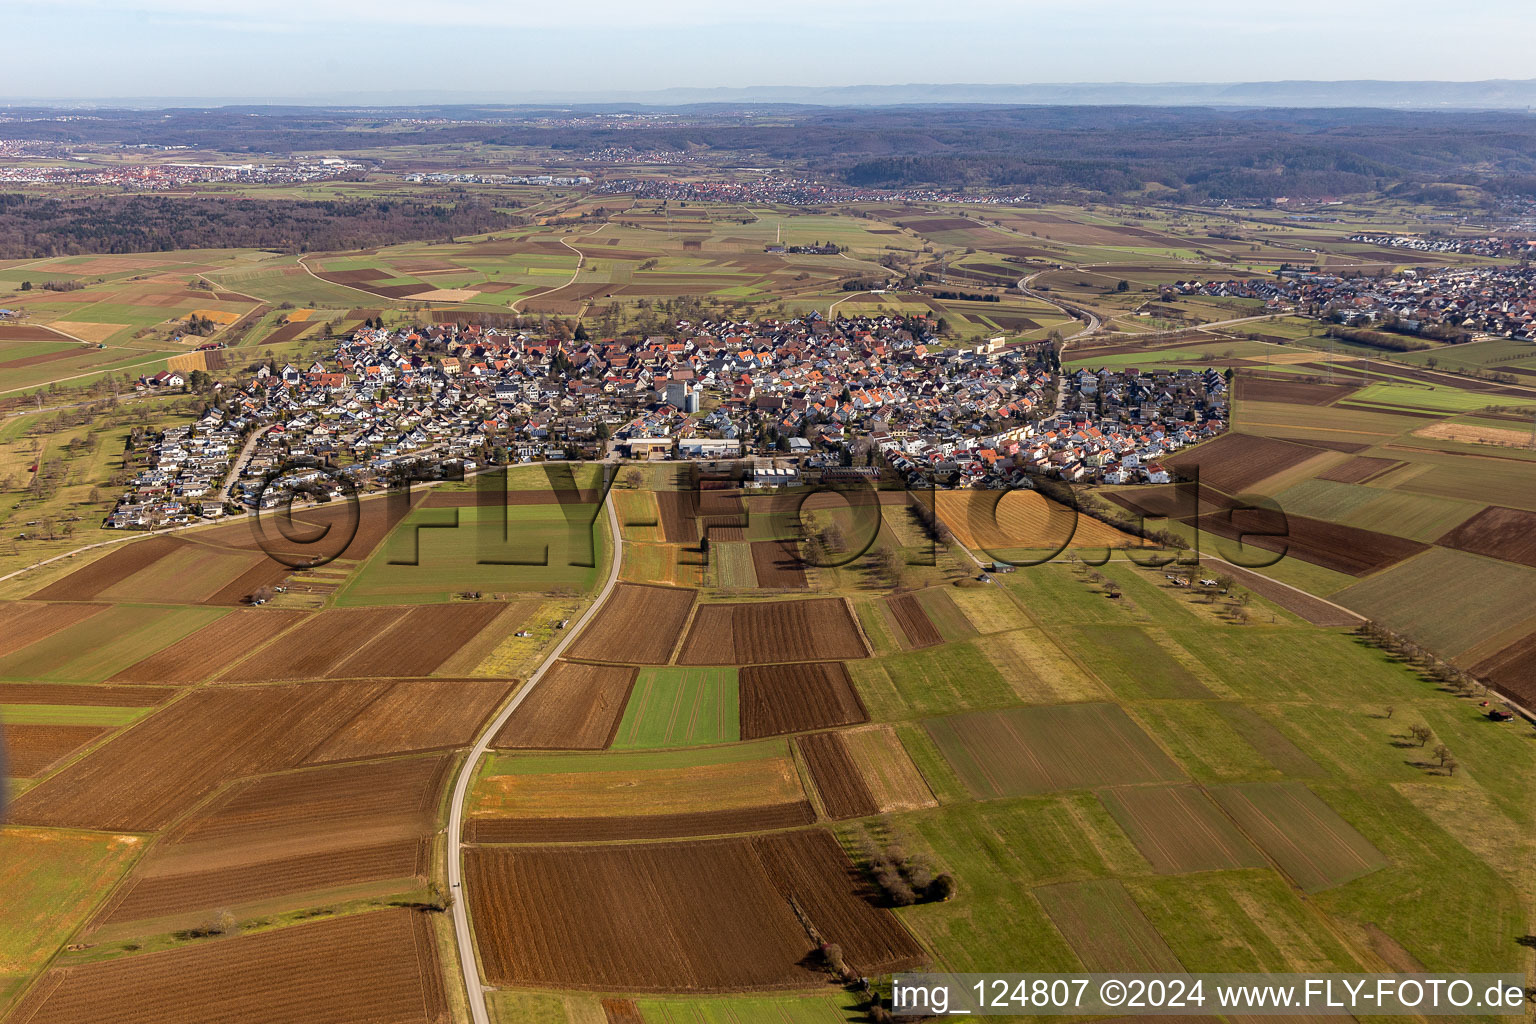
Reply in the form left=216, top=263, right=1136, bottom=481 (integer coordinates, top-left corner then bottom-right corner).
left=0, top=158, right=364, bottom=189
left=592, top=176, right=1032, bottom=206
left=1191, top=263, right=1536, bottom=341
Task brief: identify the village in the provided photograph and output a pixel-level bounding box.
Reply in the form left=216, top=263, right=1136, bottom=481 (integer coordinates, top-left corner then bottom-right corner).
left=1187, top=262, right=1536, bottom=340
left=591, top=176, right=1032, bottom=206
left=0, top=158, right=364, bottom=189
left=107, top=313, right=1224, bottom=529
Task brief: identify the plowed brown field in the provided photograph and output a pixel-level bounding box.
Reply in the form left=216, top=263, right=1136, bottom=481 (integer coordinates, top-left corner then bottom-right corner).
left=465, top=830, right=921, bottom=991
left=797, top=732, right=879, bottom=819
left=217, top=607, right=408, bottom=681
left=109, top=609, right=306, bottom=683
left=490, top=661, right=636, bottom=749
left=655, top=491, right=698, bottom=543
left=1438, top=505, right=1536, bottom=569
left=174, top=755, right=451, bottom=846
left=7, top=683, right=390, bottom=831
left=325, top=602, right=508, bottom=678
left=465, top=803, right=814, bottom=843
left=304, top=679, right=513, bottom=763
left=565, top=584, right=696, bottom=665
left=1164, top=433, right=1324, bottom=494
left=1236, top=375, right=1359, bottom=407
left=885, top=593, right=942, bottom=649
left=738, top=662, right=867, bottom=738
left=96, top=838, right=428, bottom=925
left=678, top=599, right=868, bottom=665
left=1473, top=633, right=1536, bottom=707
left=750, top=541, right=808, bottom=588
left=199, top=491, right=419, bottom=563
left=1197, top=508, right=1427, bottom=576
left=4, top=724, right=109, bottom=776
left=8, top=909, right=448, bottom=1024
left=1318, top=456, right=1402, bottom=484
left=0, top=682, right=173, bottom=705
left=202, top=558, right=292, bottom=606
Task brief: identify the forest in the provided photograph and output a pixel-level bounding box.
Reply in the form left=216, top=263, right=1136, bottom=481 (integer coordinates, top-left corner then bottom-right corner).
left=0, top=195, right=517, bottom=258
left=6, top=104, right=1536, bottom=200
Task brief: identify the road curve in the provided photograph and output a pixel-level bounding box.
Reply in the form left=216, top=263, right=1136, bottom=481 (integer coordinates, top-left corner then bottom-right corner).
left=445, top=492, right=624, bottom=1024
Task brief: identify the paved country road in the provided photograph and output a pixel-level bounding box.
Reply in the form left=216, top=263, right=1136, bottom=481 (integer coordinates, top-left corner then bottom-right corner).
left=445, top=493, right=625, bottom=1024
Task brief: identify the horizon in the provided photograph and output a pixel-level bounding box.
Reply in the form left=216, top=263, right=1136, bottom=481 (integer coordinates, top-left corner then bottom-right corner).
left=5, top=0, right=1536, bottom=102
left=5, top=77, right=1536, bottom=110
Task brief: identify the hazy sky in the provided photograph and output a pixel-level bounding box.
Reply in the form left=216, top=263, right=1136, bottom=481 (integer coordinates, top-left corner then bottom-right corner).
left=4, top=0, right=1533, bottom=101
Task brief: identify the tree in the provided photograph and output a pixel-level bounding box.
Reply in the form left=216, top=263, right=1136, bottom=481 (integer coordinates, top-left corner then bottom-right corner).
left=1432, top=743, right=1452, bottom=767
left=622, top=468, right=643, bottom=490
left=1443, top=758, right=1459, bottom=776
left=1409, top=724, right=1433, bottom=747
left=821, top=942, right=850, bottom=980
left=20, top=280, right=32, bottom=291
left=1383, top=704, right=1395, bottom=720
left=1116, top=279, right=1130, bottom=292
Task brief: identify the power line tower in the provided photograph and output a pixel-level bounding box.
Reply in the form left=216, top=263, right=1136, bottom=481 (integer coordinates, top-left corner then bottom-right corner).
left=939, top=251, right=950, bottom=285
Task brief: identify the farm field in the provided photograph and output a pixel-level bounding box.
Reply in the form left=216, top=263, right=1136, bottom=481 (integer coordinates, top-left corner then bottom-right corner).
left=737, top=662, right=867, bottom=739
left=565, top=583, right=695, bottom=664
left=8, top=682, right=419, bottom=830
left=468, top=741, right=811, bottom=842
left=0, top=829, right=141, bottom=981
left=798, top=731, right=879, bottom=819
left=1210, top=782, right=1387, bottom=892
left=611, top=667, right=739, bottom=749
left=335, top=501, right=607, bottom=603
left=924, top=703, right=1186, bottom=798
left=1331, top=548, right=1536, bottom=661
left=464, top=830, right=923, bottom=991
left=9, top=909, right=448, bottom=1024
left=490, top=660, right=637, bottom=749
left=677, top=598, right=868, bottom=664
left=926, top=488, right=1145, bottom=559
left=1098, top=784, right=1266, bottom=874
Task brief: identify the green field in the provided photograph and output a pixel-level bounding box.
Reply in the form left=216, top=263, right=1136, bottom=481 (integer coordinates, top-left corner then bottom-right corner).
left=713, top=541, right=757, bottom=589
left=336, top=502, right=607, bottom=603
left=0, top=829, right=141, bottom=978
left=0, top=704, right=147, bottom=727
left=0, top=605, right=224, bottom=682
left=1270, top=478, right=1483, bottom=542
left=636, top=993, right=863, bottom=1024
left=848, top=640, right=1018, bottom=719
left=1351, top=381, right=1536, bottom=414
left=1331, top=548, right=1536, bottom=660
left=610, top=667, right=740, bottom=749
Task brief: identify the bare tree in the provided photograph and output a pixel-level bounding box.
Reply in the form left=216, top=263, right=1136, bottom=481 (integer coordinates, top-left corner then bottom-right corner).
left=1409, top=724, right=1433, bottom=747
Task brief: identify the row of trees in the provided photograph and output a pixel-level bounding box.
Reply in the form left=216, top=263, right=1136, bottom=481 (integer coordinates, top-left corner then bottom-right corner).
left=1355, top=619, right=1489, bottom=695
